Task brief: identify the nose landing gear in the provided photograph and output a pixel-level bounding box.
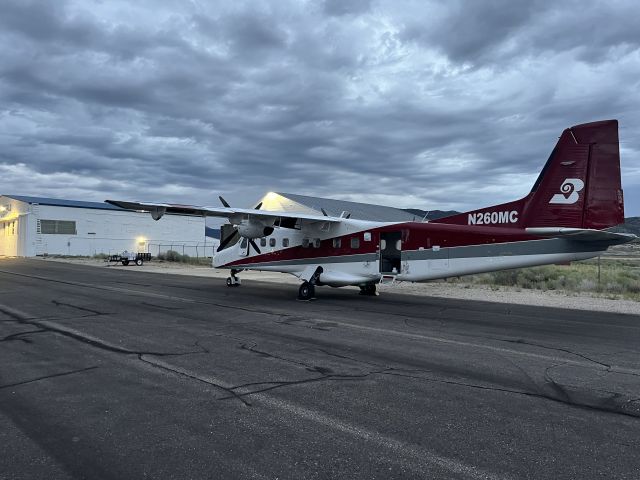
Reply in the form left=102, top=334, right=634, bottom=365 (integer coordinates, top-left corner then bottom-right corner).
left=226, top=269, right=241, bottom=287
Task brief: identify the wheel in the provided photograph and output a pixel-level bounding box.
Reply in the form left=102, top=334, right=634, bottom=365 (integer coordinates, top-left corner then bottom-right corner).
left=298, top=282, right=315, bottom=300
left=226, top=277, right=233, bottom=287
left=135, top=259, right=143, bottom=266
left=359, top=284, right=377, bottom=296
left=122, top=260, right=129, bottom=266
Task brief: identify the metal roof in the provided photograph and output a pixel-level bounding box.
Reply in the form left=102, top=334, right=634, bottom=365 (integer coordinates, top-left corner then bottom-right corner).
left=268, top=192, right=417, bottom=222
left=2, top=195, right=127, bottom=211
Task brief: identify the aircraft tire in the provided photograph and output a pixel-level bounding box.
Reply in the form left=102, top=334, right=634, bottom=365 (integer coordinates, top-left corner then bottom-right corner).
left=135, top=259, right=143, bottom=266
left=226, top=277, right=233, bottom=287
left=359, top=284, right=377, bottom=296
left=298, top=282, right=314, bottom=300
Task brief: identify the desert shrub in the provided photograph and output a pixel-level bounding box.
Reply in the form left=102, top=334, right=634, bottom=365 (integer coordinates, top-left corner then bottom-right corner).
left=156, top=250, right=210, bottom=265
left=164, top=250, right=181, bottom=262
left=448, top=259, right=639, bottom=301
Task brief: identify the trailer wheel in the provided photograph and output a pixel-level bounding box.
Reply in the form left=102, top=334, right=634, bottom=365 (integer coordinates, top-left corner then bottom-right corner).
left=122, top=260, right=129, bottom=266
left=135, top=259, right=143, bottom=266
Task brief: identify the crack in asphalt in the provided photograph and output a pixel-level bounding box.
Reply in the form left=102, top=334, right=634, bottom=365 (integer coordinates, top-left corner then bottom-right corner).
left=222, top=369, right=388, bottom=400
left=136, top=354, right=251, bottom=407
left=51, top=300, right=107, bottom=316
left=0, top=329, right=47, bottom=343
left=314, top=347, right=388, bottom=369
left=140, top=302, right=184, bottom=311
left=239, top=342, right=315, bottom=369
left=0, top=366, right=99, bottom=390
left=497, top=337, right=612, bottom=369
left=0, top=304, right=207, bottom=357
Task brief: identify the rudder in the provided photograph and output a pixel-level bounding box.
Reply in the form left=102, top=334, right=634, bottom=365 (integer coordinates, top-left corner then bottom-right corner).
left=522, top=119, right=623, bottom=229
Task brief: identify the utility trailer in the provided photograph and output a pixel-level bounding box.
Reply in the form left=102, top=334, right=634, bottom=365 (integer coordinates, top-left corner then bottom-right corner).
left=107, top=251, right=152, bottom=266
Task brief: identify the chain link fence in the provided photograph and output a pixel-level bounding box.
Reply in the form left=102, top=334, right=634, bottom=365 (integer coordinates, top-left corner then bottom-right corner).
left=148, top=242, right=218, bottom=259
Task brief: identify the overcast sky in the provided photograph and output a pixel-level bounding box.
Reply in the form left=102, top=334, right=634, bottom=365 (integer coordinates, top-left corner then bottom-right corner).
left=1, top=0, right=639, bottom=216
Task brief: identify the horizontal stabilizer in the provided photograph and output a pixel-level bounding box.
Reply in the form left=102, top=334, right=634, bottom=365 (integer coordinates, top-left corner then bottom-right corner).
left=525, top=227, right=637, bottom=244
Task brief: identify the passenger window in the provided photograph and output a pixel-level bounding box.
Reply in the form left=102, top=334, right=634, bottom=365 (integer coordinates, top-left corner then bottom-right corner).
left=364, top=232, right=371, bottom=241
left=282, top=238, right=289, bottom=247
left=313, top=238, right=321, bottom=248
left=351, top=237, right=359, bottom=249
left=269, top=238, right=276, bottom=247
left=260, top=238, right=267, bottom=247
left=332, top=238, right=341, bottom=248
left=395, top=240, right=402, bottom=250
left=380, top=239, right=386, bottom=250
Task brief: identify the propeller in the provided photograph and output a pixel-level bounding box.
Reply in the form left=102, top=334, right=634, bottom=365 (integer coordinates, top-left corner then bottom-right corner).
left=215, top=196, right=268, bottom=254
left=217, top=230, right=237, bottom=252
left=249, top=239, right=261, bottom=254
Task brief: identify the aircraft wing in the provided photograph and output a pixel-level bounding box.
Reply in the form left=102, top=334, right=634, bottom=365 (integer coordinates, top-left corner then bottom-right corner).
left=105, top=199, right=343, bottom=224
left=525, top=227, right=637, bottom=244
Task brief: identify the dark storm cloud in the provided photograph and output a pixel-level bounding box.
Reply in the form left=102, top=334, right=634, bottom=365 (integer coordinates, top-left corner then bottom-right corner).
left=0, top=0, right=638, bottom=215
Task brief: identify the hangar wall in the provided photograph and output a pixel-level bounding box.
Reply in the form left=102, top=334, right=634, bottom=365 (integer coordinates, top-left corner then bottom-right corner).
left=0, top=195, right=211, bottom=258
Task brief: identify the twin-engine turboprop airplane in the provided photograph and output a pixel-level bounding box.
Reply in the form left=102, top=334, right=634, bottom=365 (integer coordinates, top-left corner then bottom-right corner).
left=108, top=120, right=636, bottom=300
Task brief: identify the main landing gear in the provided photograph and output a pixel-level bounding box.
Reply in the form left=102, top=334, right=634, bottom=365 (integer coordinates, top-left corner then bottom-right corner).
left=298, top=281, right=315, bottom=301
left=359, top=283, right=378, bottom=296
left=226, top=269, right=241, bottom=287
left=298, top=266, right=323, bottom=301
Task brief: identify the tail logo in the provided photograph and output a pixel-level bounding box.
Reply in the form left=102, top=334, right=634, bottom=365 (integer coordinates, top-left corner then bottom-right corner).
left=549, top=178, right=584, bottom=204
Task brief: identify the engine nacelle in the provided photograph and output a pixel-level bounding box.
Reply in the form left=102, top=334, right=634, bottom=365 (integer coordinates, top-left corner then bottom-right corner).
left=237, top=220, right=274, bottom=239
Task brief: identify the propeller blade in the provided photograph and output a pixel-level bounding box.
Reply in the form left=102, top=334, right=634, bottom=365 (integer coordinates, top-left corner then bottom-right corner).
left=249, top=239, right=261, bottom=255
left=217, top=231, right=237, bottom=252
left=255, top=202, right=263, bottom=210
left=218, top=196, right=230, bottom=208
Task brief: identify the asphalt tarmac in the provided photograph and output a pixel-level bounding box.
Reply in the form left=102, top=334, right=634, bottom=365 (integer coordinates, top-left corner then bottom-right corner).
left=0, top=258, right=639, bottom=480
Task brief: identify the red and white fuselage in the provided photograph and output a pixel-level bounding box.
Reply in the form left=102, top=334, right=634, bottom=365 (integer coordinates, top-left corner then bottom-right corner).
left=213, top=218, right=622, bottom=287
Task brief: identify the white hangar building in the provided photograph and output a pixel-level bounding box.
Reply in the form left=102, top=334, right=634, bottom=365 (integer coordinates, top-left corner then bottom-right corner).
left=0, top=194, right=213, bottom=258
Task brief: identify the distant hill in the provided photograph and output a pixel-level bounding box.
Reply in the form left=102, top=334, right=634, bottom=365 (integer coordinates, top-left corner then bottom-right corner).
left=611, top=217, right=640, bottom=237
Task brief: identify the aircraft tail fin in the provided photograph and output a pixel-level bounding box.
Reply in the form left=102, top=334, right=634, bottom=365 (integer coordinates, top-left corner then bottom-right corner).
left=436, top=120, right=625, bottom=230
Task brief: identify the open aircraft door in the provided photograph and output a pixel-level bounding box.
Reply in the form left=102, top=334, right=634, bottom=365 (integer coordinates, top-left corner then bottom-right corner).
left=379, top=231, right=402, bottom=274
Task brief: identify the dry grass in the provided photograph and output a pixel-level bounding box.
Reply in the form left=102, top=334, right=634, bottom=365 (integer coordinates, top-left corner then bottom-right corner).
left=449, top=256, right=640, bottom=301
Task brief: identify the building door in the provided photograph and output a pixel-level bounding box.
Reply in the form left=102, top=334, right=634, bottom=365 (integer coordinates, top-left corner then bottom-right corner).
left=379, top=231, right=402, bottom=273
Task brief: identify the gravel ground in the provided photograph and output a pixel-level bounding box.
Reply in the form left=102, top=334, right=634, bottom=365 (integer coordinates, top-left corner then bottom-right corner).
left=35, top=256, right=640, bottom=315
